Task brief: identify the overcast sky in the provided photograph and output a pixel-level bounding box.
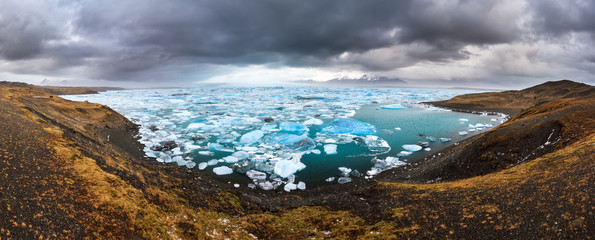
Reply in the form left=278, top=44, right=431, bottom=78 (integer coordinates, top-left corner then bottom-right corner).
left=1, top=0, right=594, bottom=89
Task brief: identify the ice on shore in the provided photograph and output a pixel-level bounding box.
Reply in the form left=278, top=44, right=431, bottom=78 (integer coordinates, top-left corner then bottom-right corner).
left=284, top=183, right=297, bottom=192
left=337, top=177, right=352, bottom=184
left=297, top=181, right=306, bottom=190
left=246, top=170, right=267, bottom=180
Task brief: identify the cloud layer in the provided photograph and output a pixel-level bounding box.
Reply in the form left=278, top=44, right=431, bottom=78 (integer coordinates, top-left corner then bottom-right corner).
left=0, top=0, right=594, bottom=88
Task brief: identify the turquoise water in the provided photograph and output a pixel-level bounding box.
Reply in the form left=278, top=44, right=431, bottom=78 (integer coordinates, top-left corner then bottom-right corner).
left=196, top=104, right=495, bottom=186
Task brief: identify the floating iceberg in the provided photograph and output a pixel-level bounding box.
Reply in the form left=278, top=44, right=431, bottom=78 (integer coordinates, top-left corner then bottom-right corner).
left=364, top=136, right=390, bottom=152
left=223, top=156, right=239, bottom=163
left=280, top=122, right=309, bottom=134
left=338, top=167, right=352, bottom=175
left=321, top=118, right=376, bottom=135
left=303, top=118, right=324, bottom=125
left=397, top=151, right=412, bottom=157
left=380, top=103, right=406, bottom=109
left=186, top=161, right=196, bottom=169
left=402, top=144, right=422, bottom=152
left=239, top=130, right=264, bottom=144
left=459, top=131, right=468, bottom=136
left=324, top=144, right=338, bottom=155
left=439, top=138, right=452, bottom=142
left=459, top=118, right=469, bottom=122
left=213, top=166, right=233, bottom=175
left=198, top=162, right=208, bottom=170
left=198, top=151, right=214, bottom=156
left=207, top=159, right=219, bottom=166
left=274, top=160, right=306, bottom=178
left=266, top=133, right=315, bottom=151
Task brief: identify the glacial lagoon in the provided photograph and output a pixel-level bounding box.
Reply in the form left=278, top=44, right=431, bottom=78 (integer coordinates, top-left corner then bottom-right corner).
left=63, top=87, right=506, bottom=191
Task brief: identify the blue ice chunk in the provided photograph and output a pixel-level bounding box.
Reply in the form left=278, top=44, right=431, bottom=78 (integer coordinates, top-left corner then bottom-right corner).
left=266, top=133, right=315, bottom=151
left=239, top=130, right=264, bottom=144
left=279, top=122, right=309, bottom=134
left=321, top=118, right=376, bottom=135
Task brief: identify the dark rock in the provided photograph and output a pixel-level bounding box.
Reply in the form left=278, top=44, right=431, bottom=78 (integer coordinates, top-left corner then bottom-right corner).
left=151, top=141, right=178, bottom=152
left=417, top=141, right=430, bottom=148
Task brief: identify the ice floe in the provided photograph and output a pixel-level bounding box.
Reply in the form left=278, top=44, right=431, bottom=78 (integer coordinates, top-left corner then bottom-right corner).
left=402, top=144, right=422, bottom=152
left=324, top=144, right=338, bottom=155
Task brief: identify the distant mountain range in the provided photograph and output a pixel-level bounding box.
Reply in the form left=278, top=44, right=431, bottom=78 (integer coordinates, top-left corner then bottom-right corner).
left=295, top=75, right=407, bottom=87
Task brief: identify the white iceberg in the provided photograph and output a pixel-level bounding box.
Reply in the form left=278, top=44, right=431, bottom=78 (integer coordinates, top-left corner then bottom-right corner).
left=324, top=144, right=338, bottom=155
left=303, top=118, right=324, bottom=125
left=198, top=162, right=208, bottom=170
left=402, top=144, right=422, bottom=152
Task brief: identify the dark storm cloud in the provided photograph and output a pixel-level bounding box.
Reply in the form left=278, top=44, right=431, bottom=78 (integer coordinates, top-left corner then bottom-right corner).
left=530, top=0, right=595, bottom=35
left=65, top=0, right=528, bottom=80
left=0, top=0, right=594, bottom=85
left=0, top=1, right=64, bottom=60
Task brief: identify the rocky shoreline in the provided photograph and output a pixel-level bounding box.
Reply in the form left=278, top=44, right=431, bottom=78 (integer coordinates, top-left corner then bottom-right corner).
left=1, top=80, right=593, bottom=239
